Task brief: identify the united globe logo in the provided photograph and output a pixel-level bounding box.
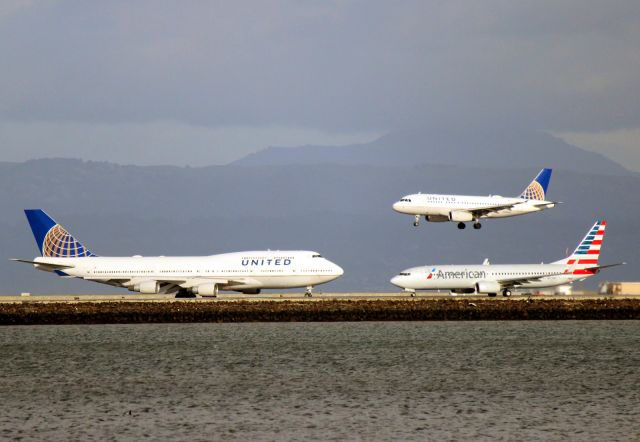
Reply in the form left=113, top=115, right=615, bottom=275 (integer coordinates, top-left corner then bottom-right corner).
left=42, top=225, right=93, bottom=257
left=522, top=181, right=545, bottom=200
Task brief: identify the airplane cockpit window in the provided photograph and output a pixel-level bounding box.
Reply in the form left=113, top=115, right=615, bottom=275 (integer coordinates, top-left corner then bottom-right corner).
left=399, top=272, right=411, bottom=276
left=400, top=198, right=412, bottom=202
left=312, top=254, right=322, bottom=258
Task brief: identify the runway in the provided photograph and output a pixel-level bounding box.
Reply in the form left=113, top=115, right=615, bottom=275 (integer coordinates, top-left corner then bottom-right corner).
left=1, top=291, right=637, bottom=304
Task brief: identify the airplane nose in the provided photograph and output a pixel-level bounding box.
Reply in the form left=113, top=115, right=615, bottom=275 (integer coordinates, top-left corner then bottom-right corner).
left=392, top=201, right=402, bottom=212
left=334, top=264, right=344, bottom=276
left=390, top=275, right=402, bottom=287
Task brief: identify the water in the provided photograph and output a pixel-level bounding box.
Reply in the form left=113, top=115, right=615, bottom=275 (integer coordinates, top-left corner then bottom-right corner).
left=1, top=321, right=639, bottom=441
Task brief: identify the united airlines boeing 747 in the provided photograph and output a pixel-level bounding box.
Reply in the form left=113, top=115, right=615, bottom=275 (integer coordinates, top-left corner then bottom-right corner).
left=12, top=210, right=343, bottom=297
left=393, top=168, right=557, bottom=229
left=390, top=220, right=623, bottom=296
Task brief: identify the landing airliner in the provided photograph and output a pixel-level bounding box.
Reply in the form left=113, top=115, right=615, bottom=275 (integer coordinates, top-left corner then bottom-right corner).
left=12, top=210, right=344, bottom=297
left=390, top=220, right=623, bottom=296
left=393, top=168, right=557, bottom=229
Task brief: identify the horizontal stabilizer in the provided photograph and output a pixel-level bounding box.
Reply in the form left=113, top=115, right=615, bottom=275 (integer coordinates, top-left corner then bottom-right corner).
left=533, top=201, right=561, bottom=208
left=586, top=262, right=626, bottom=272
left=10, top=258, right=75, bottom=270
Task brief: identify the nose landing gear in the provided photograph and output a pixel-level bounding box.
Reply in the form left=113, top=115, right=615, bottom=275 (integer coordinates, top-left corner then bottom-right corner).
left=413, top=215, right=420, bottom=227
left=305, top=286, right=313, bottom=297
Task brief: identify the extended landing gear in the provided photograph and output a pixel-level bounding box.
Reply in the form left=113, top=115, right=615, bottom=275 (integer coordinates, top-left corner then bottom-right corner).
left=457, top=222, right=466, bottom=230
left=175, top=289, right=196, bottom=299
left=305, top=286, right=313, bottom=297
left=409, top=292, right=416, bottom=297
left=502, top=289, right=512, bottom=297
left=473, top=222, right=482, bottom=230
left=413, top=215, right=420, bottom=227
left=487, top=293, right=497, bottom=297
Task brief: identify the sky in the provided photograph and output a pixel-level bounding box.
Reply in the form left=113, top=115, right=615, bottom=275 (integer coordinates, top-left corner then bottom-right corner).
left=1, top=0, right=639, bottom=168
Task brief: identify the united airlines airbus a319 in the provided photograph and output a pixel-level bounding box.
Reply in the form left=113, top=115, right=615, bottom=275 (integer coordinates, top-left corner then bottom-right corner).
left=391, top=220, right=624, bottom=297
left=393, top=168, right=557, bottom=229
left=12, top=210, right=344, bottom=297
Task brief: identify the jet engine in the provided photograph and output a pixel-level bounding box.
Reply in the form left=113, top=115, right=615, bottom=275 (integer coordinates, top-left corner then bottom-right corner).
left=449, top=211, right=474, bottom=222
left=134, top=280, right=160, bottom=294
left=426, top=215, right=449, bottom=222
left=192, top=283, right=219, bottom=296
left=475, top=281, right=501, bottom=294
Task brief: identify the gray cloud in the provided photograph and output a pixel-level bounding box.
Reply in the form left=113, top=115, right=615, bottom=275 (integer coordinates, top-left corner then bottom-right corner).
left=1, top=0, right=639, bottom=162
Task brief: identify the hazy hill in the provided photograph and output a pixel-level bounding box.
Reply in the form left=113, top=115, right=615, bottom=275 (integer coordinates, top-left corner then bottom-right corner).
left=234, top=128, right=631, bottom=176
left=0, top=159, right=636, bottom=295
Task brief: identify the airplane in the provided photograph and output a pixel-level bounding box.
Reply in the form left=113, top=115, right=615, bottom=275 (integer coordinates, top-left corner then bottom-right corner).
left=392, top=168, right=557, bottom=229
left=390, top=220, right=624, bottom=297
left=12, top=210, right=344, bottom=298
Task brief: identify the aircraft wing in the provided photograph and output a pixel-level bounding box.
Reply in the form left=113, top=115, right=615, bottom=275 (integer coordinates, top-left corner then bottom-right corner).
left=84, top=276, right=251, bottom=291
left=10, top=258, right=75, bottom=270
left=176, top=277, right=251, bottom=288
left=496, top=272, right=566, bottom=288
left=468, top=203, right=521, bottom=217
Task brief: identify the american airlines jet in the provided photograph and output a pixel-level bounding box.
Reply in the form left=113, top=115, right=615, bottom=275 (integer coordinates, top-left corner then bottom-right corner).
left=390, top=220, right=623, bottom=297
left=12, top=210, right=344, bottom=297
left=392, top=168, right=557, bottom=229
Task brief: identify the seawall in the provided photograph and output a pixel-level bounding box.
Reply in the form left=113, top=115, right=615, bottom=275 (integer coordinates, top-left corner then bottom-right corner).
left=1, top=298, right=639, bottom=325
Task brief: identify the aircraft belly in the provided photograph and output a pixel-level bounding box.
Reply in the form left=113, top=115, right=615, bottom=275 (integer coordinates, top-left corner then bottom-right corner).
left=417, top=279, right=475, bottom=290
left=224, top=275, right=336, bottom=290
left=414, top=206, right=432, bottom=214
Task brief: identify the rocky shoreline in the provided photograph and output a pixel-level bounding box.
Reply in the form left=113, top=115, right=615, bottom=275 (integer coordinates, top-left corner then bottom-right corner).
left=1, top=298, right=639, bottom=325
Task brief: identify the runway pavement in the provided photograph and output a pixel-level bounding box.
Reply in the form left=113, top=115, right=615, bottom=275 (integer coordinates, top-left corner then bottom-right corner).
left=0, top=291, right=636, bottom=304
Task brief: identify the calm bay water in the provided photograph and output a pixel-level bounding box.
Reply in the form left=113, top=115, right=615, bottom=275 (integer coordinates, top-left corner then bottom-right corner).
left=1, top=321, right=639, bottom=441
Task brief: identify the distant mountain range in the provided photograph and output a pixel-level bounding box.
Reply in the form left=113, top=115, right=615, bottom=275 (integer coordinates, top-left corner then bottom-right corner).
left=234, top=128, right=631, bottom=176
left=1, top=153, right=636, bottom=294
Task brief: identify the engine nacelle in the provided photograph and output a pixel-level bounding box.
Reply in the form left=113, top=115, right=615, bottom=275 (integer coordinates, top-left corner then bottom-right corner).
left=426, top=215, right=449, bottom=222
left=475, top=281, right=501, bottom=294
left=449, top=211, right=474, bottom=222
left=192, top=283, right=218, bottom=296
left=134, top=280, right=160, bottom=294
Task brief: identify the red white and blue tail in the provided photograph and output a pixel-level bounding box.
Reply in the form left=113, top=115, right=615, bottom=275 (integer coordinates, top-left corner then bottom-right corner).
left=553, top=220, right=606, bottom=274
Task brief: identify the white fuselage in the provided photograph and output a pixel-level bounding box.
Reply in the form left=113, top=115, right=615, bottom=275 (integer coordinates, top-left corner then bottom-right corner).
left=33, top=250, right=343, bottom=293
left=392, top=194, right=555, bottom=220
left=391, top=264, right=587, bottom=293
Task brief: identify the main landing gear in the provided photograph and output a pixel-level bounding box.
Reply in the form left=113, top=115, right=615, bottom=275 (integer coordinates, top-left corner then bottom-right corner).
left=502, top=289, right=512, bottom=297
left=305, top=286, right=313, bottom=297
left=457, top=222, right=482, bottom=230
left=413, top=215, right=420, bottom=227
left=175, top=289, right=196, bottom=298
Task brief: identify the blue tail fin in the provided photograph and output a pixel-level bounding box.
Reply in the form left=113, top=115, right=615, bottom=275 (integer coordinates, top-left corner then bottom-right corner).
left=24, top=210, right=95, bottom=257
left=519, top=168, right=552, bottom=200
